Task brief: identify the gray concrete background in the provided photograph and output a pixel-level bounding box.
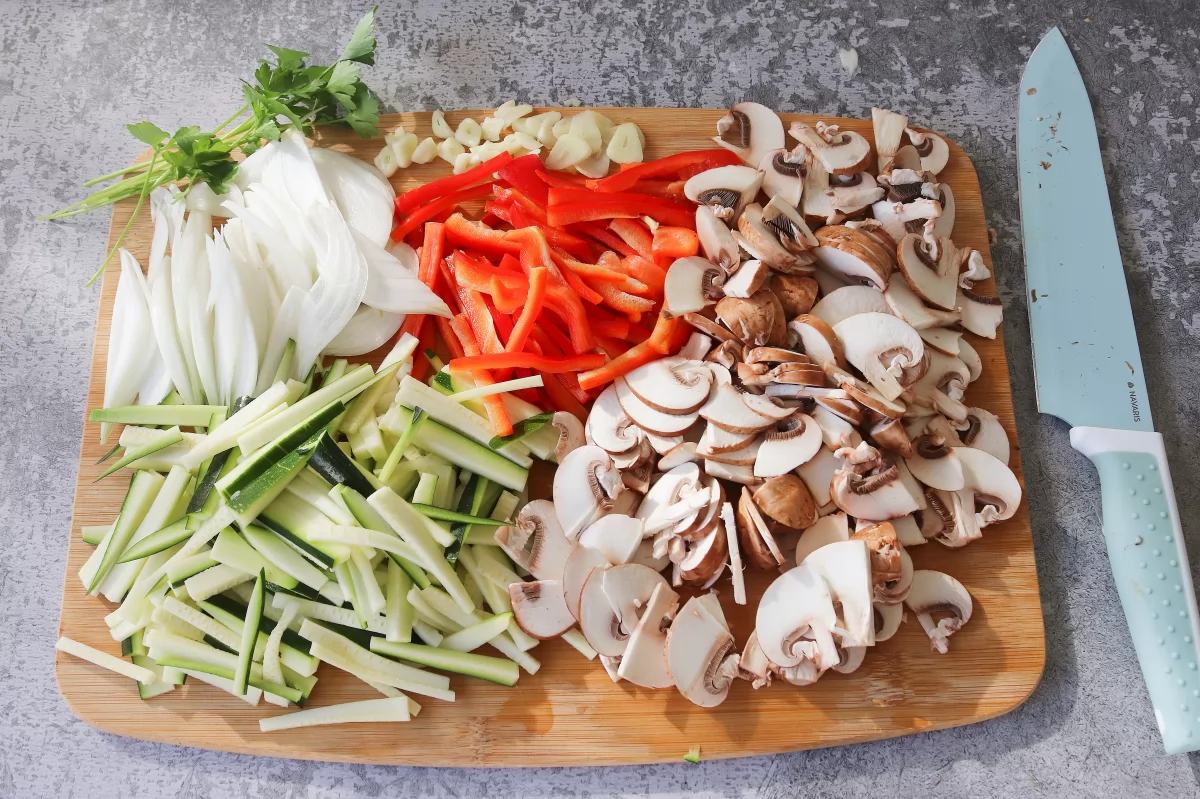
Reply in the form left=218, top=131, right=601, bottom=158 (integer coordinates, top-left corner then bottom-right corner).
left=2, top=1, right=1199, bottom=796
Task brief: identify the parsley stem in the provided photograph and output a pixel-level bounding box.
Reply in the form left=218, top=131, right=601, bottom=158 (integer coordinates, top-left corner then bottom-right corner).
left=213, top=104, right=251, bottom=135
left=87, top=150, right=161, bottom=287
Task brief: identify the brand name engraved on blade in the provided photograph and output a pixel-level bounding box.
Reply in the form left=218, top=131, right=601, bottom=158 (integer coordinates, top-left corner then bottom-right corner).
left=1129, top=385, right=1142, bottom=423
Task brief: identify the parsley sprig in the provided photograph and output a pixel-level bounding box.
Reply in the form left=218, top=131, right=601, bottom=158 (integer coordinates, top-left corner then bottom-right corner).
left=44, top=8, right=381, bottom=283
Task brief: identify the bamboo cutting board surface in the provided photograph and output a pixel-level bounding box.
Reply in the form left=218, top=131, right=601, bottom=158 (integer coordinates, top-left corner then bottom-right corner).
left=57, top=108, right=1045, bottom=766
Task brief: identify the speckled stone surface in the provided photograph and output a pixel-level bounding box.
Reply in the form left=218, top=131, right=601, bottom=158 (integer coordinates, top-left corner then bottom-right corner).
left=3, top=1, right=1200, bottom=796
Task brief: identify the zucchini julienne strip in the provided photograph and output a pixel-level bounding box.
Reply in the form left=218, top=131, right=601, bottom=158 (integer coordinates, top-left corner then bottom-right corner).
left=55, top=637, right=155, bottom=684
left=259, top=696, right=410, bottom=732
left=89, top=405, right=224, bottom=428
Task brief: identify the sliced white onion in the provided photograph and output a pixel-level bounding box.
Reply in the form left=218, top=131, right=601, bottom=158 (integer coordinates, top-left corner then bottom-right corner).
left=207, top=233, right=260, bottom=404
left=354, top=228, right=451, bottom=317
left=255, top=286, right=305, bottom=394
left=323, top=304, right=405, bottom=357
left=101, top=250, right=157, bottom=441
left=310, top=146, right=396, bottom=246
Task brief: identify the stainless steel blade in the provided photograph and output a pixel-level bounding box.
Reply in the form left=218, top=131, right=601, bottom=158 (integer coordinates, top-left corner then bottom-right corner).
left=1018, top=27, right=1153, bottom=431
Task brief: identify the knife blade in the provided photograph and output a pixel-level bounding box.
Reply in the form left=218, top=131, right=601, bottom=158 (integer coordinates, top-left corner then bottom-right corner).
left=1019, top=27, right=1200, bottom=755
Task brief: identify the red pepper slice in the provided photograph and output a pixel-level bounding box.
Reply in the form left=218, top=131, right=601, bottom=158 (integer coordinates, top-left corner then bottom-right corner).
left=549, top=248, right=644, bottom=290
left=483, top=201, right=514, bottom=226
left=652, top=225, right=700, bottom=259
left=396, top=221, right=447, bottom=341
left=614, top=255, right=667, bottom=297
left=576, top=341, right=660, bottom=391
left=437, top=316, right=466, bottom=360
left=585, top=148, right=742, bottom=193
left=537, top=169, right=589, bottom=189
left=587, top=279, right=657, bottom=316
left=392, top=183, right=494, bottom=242
left=508, top=228, right=599, bottom=351
left=647, top=312, right=687, bottom=354
left=444, top=213, right=521, bottom=257
left=448, top=351, right=606, bottom=374
left=567, top=221, right=639, bottom=258
left=496, top=154, right=550, bottom=206
left=457, top=286, right=505, bottom=357
left=624, top=319, right=654, bottom=343
left=506, top=267, right=549, bottom=354
left=595, top=334, right=631, bottom=359
left=625, top=179, right=689, bottom=203
left=493, top=184, right=550, bottom=227
left=449, top=315, right=513, bottom=437
left=394, top=152, right=513, bottom=220
left=502, top=205, right=594, bottom=261
left=586, top=305, right=631, bottom=340
left=608, top=218, right=654, bottom=259
left=546, top=197, right=695, bottom=229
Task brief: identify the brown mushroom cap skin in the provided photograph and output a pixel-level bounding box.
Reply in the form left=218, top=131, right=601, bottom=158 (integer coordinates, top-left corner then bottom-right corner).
left=716, top=291, right=788, bottom=348
left=772, top=274, right=820, bottom=318
left=736, top=489, right=779, bottom=570
left=850, top=522, right=903, bottom=584
left=753, top=474, right=819, bottom=530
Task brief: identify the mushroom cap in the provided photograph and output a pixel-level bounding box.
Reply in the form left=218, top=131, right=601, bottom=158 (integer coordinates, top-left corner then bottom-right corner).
left=833, top=312, right=926, bottom=401
left=874, top=601, right=904, bottom=641
left=713, top=102, right=785, bottom=168
left=801, top=539, right=875, bottom=647
left=868, top=416, right=914, bottom=459
left=722, top=259, right=770, bottom=299
left=684, top=164, right=764, bottom=222
left=738, top=204, right=811, bottom=273
left=831, top=645, right=867, bottom=674
left=758, top=147, right=806, bottom=208
left=696, top=205, right=741, bottom=271
left=958, top=287, right=1004, bottom=338
left=562, top=543, right=612, bottom=621
left=615, top=377, right=699, bottom=436
left=850, top=521, right=904, bottom=586
left=617, top=582, right=679, bottom=689
left=699, top=383, right=776, bottom=434
left=906, top=128, right=950, bottom=175
left=884, top=272, right=961, bottom=330
left=956, top=446, right=1022, bottom=525
left=830, top=459, right=925, bottom=521
left=553, top=445, right=623, bottom=540
left=494, top=499, right=572, bottom=581
left=586, top=385, right=643, bottom=455
left=679, top=522, right=728, bottom=583
left=811, top=285, right=891, bottom=327
left=789, top=122, right=872, bottom=175
left=904, top=569, right=972, bottom=653
left=788, top=314, right=846, bottom=369
left=755, top=413, right=823, bottom=477
left=908, top=350, right=971, bottom=422
left=905, top=434, right=966, bottom=491
left=663, top=256, right=724, bottom=318
left=624, top=355, right=713, bottom=415
left=578, top=566, right=626, bottom=656
left=958, top=407, right=1010, bottom=464
left=509, top=580, right=576, bottom=639
left=772, top=274, right=819, bottom=318
left=896, top=233, right=958, bottom=311
left=753, top=474, right=818, bottom=530
left=736, top=486, right=784, bottom=570
left=551, top=412, right=586, bottom=463
left=756, top=563, right=840, bottom=670
left=794, top=511, right=850, bottom=565
left=716, top=290, right=788, bottom=348
left=577, top=513, right=644, bottom=565
left=683, top=311, right=737, bottom=344
left=667, top=596, right=738, bottom=706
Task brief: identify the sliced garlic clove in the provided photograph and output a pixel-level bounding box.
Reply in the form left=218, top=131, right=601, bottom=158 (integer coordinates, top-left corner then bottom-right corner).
left=437, top=137, right=465, bottom=165
left=454, top=118, right=483, bottom=148
left=410, top=137, right=438, bottom=164
left=545, top=133, right=593, bottom=170
left=607, top=122, right=645, bottom=164
left=480, top=116, right=507, bottom=142
left=575, top=150, right=611, bottom=179
left=431, top=110, right=454, bottom=139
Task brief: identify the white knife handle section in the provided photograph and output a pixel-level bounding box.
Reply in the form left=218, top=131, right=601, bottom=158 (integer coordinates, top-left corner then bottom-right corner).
left=1071, top=426, right=1200, bottom=754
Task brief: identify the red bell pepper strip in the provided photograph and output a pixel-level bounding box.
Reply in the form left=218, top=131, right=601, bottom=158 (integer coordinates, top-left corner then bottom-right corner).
left=483, top=201, right=514, bottom=226
left=506, top=267, right=549, bottom=354
left=647, top=312, right=686, bottom=354
left=595, top=334, right=631, bottom=359
left=496, top=154, right=550, bottom=206
left=624, top=179, right=689, bottom=203
left=449, top=314, right=513, bottom=437
left=457, top=287, right=505, bottom=357
left=481, top=295, right=515, bottom=381
left=568, top=221, right=639, bottom=257
left=576, top=341, right=660, bottom=391
left=493, top=185, right=550, bottom=227
left=537, top=169, right=589, bottom=189
left=652, top=225, right=700, bottom=259
left=437, top=316, right=466, bottom=360
left=587, top=306, right=630, bottom=340
left=392, top=183, right=494, bottom=242
left=396, top=221, right=448, bottom=340
left=394, top=152, right=513, bottom=220
left=585, top=148, right=742, bottom=193
left=525, top=330, right=592, bottom=409
left=614, top=255, right=667, bottom=297
left=547, top=197, right=695, bottom=229
left=448, top=351, right=606, bottom=375
left=409, top=317, right=435, bottom=382
left=624, top=319, right=654, bottom=343
left=587, top=279, right=657, bottom=316
left=444, top=213, right=521, bottom=257
left=502, top=205, right=593, bottom=260
left=509, top=228, right=600, bottom=350
left=608, top=218, right=655, bottom=259
left=549, top=247, right=645, bottom=291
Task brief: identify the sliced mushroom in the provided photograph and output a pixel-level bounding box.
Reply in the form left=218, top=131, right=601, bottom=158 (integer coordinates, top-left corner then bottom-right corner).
left=801, top=154, right=842, bottom=227
left=905, top=433, right=965, bottom=491
left=554, top=445, right=625, bottom=540
left=772, top=274, right=819, bottom=318
left=683, top=311, right=736, bottom=344
left=932, top=183, right=956, bottom=239
left=663, top=256, right=724, bottom=318
left=563, top=543, right=612, bottom=621
left=896, top=233, right=959, bottom=311
left=851, top=521, right=904, bottom=585
left=890, top=513, right=925, bottom=547
left=788, top=314, right=846, bottom=368
left=905, top=570, right=972, bottom=653
left=578, top=566, right=625, bottom=655
left=737, top=486, right=785, bottom=569
left=705, top=339, right=743, bottom=370
left=699, top=383, right=776, bottom=434
left=832, top=645, right=867, bottom=674
left=758, top=146, right=807, bottom=207
left=509, top=580, right=576, bottom=639
left=884, top=272, right=961, bottom=330
left=667, top=596, right=739, bottom=706
left=615, top=377, right=699, bottom=436
left=739, top=389, right=795, bottom=421
left=802, top=538, right=874, bottom=648
left=658, top=441, right=701, bottom=471
left=753, top=474, right=818, bottom=530
left=957, top=408, right=1010, bottom=464
left=716, top=290, right=788, bottom=347
left=738, top=630, right=776, bottom=689
left=871, top=195, right=943, bottom=244
left=629, top=537, right=671, bottom=573
left=811, top=403, right=860, bottom=450
left=833, top=312, right=926, bottom=401
left=958, top=288, right=1004, bottom=338
left=813, top=236, right=892, bottom=290
left=827, top=172, right=885, bottom=216
left=872, top=108, right=909, bottom=171
left=617, top=582, right=679, bottom=689
left=600, top=654, right=623, bottom=682
left=756, top=563, right=840, bottom=670
left=868, top=415, right=914, bottom=459
left=907, top=350, right=970, bottom=422
left=811, top=285, right=891, bottom=327
left=957, top=337, right=982, bottom=382
left=578, top=514, right=644, bottom=565
left=696, top=422, right=757, bottom=456
left=713, top=102, right=785, bottom=168
left=705, top=459, right=759, bottom=485
left=552, top=412, right=586, bottom=463
left=745, top=347, right=810, bottom=366
left=954, top=446, right=1022, bottom=529
left=738, top=204, right=812, bottom=273
left=696, top=205, right=741, bottom=271
left=830, top=458, right=925, bottom=521
left=836, top=370, right=908, bottom=420
left=722, top=259, right=770, bottom=298
left=585, top=385, right=642, bottom=459
left=679, top=523, right=728, bottom=583
left=794, top=511, right=850, bottom=565
left=494, top=500, right=572, bottom=581
left=874, top=601, right=904, bottom=642
left=789, top=121, right=872, bottom=175
left=684, top=165, right=764, bottom=222
left=636, top=462, right=703, bottom=528
left=755, top=414, right=822, bottom=477
left=762, top=195, right=820, bottom=254
left=624, top=356, right=713, bottom=416
left=905, top=128, right=950, bottom=175
left=602, top=563, right=671, bottom=637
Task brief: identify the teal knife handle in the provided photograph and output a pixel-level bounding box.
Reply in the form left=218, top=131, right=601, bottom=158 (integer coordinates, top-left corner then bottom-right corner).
left=1071, top=426, right=1200, bottom=754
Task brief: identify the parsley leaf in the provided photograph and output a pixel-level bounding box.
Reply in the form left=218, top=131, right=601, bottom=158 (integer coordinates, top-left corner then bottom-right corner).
left=126, top=121, right=170, bottom=148
left=340, top=6, right=378, bottom=65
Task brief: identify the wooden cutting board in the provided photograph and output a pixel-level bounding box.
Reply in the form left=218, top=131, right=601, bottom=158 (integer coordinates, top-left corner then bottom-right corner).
left=57, top=108, right=1045, bottom=766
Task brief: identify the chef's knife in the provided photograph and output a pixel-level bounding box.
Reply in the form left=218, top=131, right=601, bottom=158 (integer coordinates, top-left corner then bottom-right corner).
left=1019, top=27, right=1200, bottom=755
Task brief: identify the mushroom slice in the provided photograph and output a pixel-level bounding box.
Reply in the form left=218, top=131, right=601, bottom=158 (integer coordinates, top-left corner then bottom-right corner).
left=851, top=521, right=904, bottom=586
left=663, top=257, right=725, bottom=318
left=713, top=102, right=785, bottom=168
left=696, top=422, right=756, bottom=456
left=827, top=173, right=885, bottom=216
left=716, top=290, right=788, bottom=347
left=905, top=570, right=972, bottom=653
left=563, top=544, right=612, bottom=621
left=755, top=414, right=822, bottom=477
left=696, top=206, right=741, bottom=271
left=957, top=288, right=1004, bottom=338
left=801, top=155, right=841, bottom=227
left=615, top=378, right=699, bottom=436
left=788, top=314, right=846, bottom=369
left=668, top=596, right=739, bottom=706
left=739, top=389, right=795, bottom=421
left=644, top=431, right=685, bottom=456
left=617, top=582, right=680, bottom=689
left=897, top=233, right=958, bottom=311
left=872, top=108, right=909, bottom=171
left=884, top=272, right=961, bottom=330
left=658, top=441, right=701, bottom=471
left=676, top=477, right=724, bottom=538
left=509, top=580, right=576, bottom=639
left=813, top=238, right=891, bottom=290
left=957, top=408, right=1010, bottom=465
left=753, top=474, right=819, bottom=530
left=700, top=383, right=775, bottom=434
left=684, top=165, right=764, bottom=222
left=811, top=285, right=891, bottom=327
left=874, top=601, right=904, bottom=642
left=832, top=646, right=867, bottom=675
left=553, top=445, right=624, bottom=540
left=624, top=356, right=713, bottom=415
left=789, top=121, right=872, bottom=175
left=814, top=392, right=863, bottom=426
left=578, top=566, right=626, bottom=655
left=957, top=337, right=982, bottom=382
left=704, top=460, right=759, bottom=485
left=837, top=372, right=908, bottom=420
left=636, top=462, right=702, bottom=525
left=811, top=404, right=859, bottom=450
left=830, top=460, right=924, bottom=521
left=868, top=416, right=913, bottom=459
left=908, top=350, right=970, bottom=422
left=683, top=311, right=736, bottom=344
left=586, top=385, right=643, bottom=456
left=905, top=128, right=950, bottom=175
left=756, top=563, right=840, bottom=670
left=772, top=274, right=819, bottom=318
left=758, top=146, right=807, bottom=207
left=833, top=312, right=926, bottom=401
left=803, top=539, right=874, bottom=646
left=794, top=445, right=839, bottom=508
left=578, top=514, right=644, bottom=565
left=871, top=195, right=943, bottom=243
left=738, top=630, right=776, bottom=689
left=630, top=537, right=671, bottom=573
left=745, top=347, right=811, bottom=366
left=551, top=412, right=585, bottom=462
left=794, top=511, right=850, bottom=565
left=600, top=654, right=623, bottom=682
left=955, top=446, right=1022, bottom=529
left=602, top=563, right=672, bottom=636
left=762, top=195, right=820, bottom=253
left=891, top=513, right=926, bottom=547
left=679, top=523, right=728, bottom=583
left=736, top=486, right=784, bottom=569
left=494, top=500, right=572, bottom=581
left=905, top=433, right=965, bottom=491
left=738, top=204, right=811, bottom=273
left=932, top=183, right=956, bottom=239
left=722, top=259, right=770, bottom=298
